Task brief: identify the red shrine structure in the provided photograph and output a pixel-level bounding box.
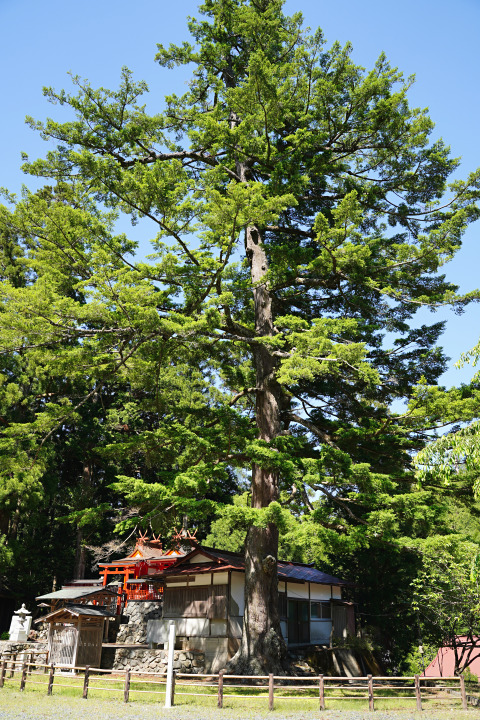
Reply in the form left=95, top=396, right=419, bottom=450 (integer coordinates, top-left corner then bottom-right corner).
left=98, top=530, right=196, bottom=603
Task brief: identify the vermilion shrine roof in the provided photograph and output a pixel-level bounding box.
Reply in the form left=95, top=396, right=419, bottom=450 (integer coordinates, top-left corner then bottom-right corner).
left=98, top=532, right=189, bottom=568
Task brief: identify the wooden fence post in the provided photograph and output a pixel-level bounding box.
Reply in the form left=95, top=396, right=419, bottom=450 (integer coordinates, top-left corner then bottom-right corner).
left=170, top=670, right=176, bottom=707
left=124, top=666, right=131, bottom=703
left=28, top=652, right=33, bottom=675
left=217, top=670, right=224, bottom=708
left=19, top=662, right=27, bottom=691
left=459, top=673, right=468, bottom=710
left=9, top=653, right=16, bottom=678
left=367, top=674, right=374, bottom=711
left=268, top=673, right=274, bottom=711
left=47, top=664, right=55, bottom=696
left=319, top=674, right=325, bottom=711
left=0, top=660, right=7, bottom=688
left=414, top=674, right=422, bottom=711
left=83, top=665, right=90, bottom=699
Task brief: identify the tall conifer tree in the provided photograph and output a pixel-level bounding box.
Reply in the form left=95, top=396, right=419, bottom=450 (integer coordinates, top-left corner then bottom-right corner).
left=1, top=0, right=480, bottom=671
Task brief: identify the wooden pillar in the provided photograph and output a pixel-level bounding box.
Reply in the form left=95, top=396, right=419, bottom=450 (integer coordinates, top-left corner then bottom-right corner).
left=459, top=673, right=468, bottom=710
left=19, top=662, right=27, bottom=691
left=9, top=652, right=16, bottom=678
left=124, top=666, right=131, bottom=703
left=0, top=660, right=6, bottom=688
left=47, top=664, right=55, bottom=695
left=83, top=666, right=90, bottom=699
left=217, top=670, right=224, bottom=708
left=268, top=673, right=274, bottom=711
left=367, top=674, right=374, bottom=712
left=170, top=670, right=176, bottom=707
left=73, top=617, right=82, bottom=670
left=414, top=674, right=422, bottom=711
left=319, top=674, right=325, bottom=711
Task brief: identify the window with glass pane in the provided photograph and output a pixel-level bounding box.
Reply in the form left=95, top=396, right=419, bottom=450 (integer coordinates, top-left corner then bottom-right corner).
left=311, top=601, right=331, bottom=619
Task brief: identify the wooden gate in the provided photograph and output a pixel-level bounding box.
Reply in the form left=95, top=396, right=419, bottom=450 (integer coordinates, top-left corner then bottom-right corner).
left=76, top=620, right=103, bottom=667
left=49, top=624, right=78, bottom=667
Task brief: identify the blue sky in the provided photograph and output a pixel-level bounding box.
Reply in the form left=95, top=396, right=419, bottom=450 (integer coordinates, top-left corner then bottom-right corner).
left=1, top=0, right=479, bottom=388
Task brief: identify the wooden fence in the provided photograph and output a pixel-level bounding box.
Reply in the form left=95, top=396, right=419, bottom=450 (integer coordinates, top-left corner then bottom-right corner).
left=0, top=658, right=474, bottom=711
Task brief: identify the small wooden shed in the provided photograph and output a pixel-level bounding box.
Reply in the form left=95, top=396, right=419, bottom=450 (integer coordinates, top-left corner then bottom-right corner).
left=41, top=605, right=114, bottom=669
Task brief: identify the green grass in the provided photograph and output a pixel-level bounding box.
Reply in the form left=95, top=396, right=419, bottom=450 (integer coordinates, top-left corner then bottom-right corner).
left=0, top=686, right=479, bottom=720
left=0, top=672, right=477, bottom=714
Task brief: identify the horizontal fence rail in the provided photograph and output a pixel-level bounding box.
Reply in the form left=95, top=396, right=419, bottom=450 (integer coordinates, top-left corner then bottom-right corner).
left=0, top=658, right=476, bottom=712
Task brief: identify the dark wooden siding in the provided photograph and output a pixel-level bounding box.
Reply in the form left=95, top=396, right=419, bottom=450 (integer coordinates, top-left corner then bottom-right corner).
left=163, top=585, right=228, bottom=619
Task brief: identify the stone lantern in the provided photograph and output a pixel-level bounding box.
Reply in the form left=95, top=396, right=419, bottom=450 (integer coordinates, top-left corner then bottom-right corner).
left=8, top=604, right=32, bottom=642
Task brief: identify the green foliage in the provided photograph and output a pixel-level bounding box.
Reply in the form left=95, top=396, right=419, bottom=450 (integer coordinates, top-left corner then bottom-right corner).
left=410, top=535, right=480, bottom=674
left=401, top=643, right=438, bottom=676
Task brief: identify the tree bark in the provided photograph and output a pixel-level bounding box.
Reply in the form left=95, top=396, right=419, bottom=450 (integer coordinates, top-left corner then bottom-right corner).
left=74, top=525, right=86, bottom=580
left=227, top=222, right=288, bottom=673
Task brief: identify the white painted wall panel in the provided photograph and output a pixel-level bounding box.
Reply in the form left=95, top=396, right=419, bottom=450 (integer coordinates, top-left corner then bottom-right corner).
left=230, top=572, right=245, bottom=616
left=210, top=620, right=227, bottom=636
left=188, top=553, right=212, bottom=563
left=310, top=585, right=332, bottom=600
left=147, top=617, right=210, bottom=643
left=188, top=574, right=211, bottom=585
left=286, top=582, right=309, bottom=600
left=213, top=572, right=229, bottom=585
left=332, top=586, right=342, bottom=599
left=310, top=620, right=331, bottom=644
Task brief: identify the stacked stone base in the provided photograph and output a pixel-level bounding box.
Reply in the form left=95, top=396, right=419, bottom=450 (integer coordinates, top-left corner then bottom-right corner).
left=102, top=646, right=205, bottom=673
left=0, top=640, right=48, bottom=662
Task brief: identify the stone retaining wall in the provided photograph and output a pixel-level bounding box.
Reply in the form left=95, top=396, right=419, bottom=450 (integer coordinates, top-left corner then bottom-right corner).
left=102, top=647, right=205, bottom=673
left=0, top=640, right=48, bottom=660
left=116, top=601, right=162, bottom=644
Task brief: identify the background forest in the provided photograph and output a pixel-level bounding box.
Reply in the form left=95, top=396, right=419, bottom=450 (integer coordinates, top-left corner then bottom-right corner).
left=1, top=0, right=480, bottom=673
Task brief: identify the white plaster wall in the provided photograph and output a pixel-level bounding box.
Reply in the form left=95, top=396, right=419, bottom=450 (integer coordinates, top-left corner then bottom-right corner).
left=230, top=572, right=245, bottom=616
left=147, top=617, right=210, bottom=643
left=188, top=553, right=211, bottom=563
left=310, top=620, right=331, bottom=644
left=286, top=582, right=309, bottom=600
left=332, top=586, right=342, bottom=599
left=278, top=581, right=286, bottom=592
left=188, top=574, right=211, bottom=586
left=210, top=620, right=227, bottom=636
left=310, top=584, right=332, bottom=600
left=213, top=572, right=229, bottom=585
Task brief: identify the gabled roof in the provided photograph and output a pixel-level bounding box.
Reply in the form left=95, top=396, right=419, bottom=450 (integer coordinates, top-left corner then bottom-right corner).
left=277, top=561, right=348, bottom=586
left=98, top=542, right=185, bottom=567
left=153, top=544, right=349, bottom=586
left=38, top=604, right=115, bottom=623
left=36, top=586, right=117, bottom=601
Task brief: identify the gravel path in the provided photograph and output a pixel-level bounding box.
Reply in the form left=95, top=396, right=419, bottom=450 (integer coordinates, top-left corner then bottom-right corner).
left=0, top=691, right=477, bottom=720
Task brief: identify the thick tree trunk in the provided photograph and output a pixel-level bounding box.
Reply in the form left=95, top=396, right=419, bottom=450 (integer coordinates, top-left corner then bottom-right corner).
left=228, top=224, right=288, bottom=673
left=74, top=525, right=86, bottom=580
left=73, top=461, right=91, bottom=580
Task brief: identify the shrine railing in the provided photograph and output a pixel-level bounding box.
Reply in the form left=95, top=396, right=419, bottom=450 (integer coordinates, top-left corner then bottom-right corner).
left=125, top=588, right=163, bottom=602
